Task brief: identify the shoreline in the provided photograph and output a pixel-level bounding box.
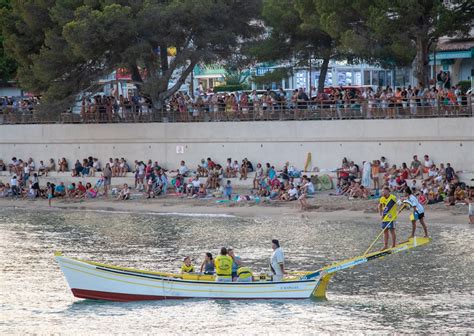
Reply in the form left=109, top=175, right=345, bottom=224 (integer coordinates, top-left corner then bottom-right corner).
left=0, top=193, right=469, bottom=225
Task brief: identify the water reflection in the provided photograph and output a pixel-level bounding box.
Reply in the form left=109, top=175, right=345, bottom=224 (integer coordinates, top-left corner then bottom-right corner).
left=0, top=209, right=473, bottom=334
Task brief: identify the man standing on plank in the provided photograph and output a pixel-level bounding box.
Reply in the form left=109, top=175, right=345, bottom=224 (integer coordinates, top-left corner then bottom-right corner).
left=403, top=187, right=429, bottom=238
left=379, top=187, right=398, bottom=249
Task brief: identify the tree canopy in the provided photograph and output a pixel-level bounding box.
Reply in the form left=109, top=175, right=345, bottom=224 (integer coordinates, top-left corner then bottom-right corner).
left=1, top=0, right=262, bottom=110
left=252, top=0, right=472, bottom=90
left=0, top=0, right=17, bottom=82
left=315, top=0, right=473, bottom=86
left=248, top=0, right=337, bottom=92
left=1, top=0, right=472, bottom=104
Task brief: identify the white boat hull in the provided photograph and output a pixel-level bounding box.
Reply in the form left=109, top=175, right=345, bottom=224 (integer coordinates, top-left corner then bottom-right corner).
left=56, top=256, right=319, bottom=301
left=56, top=237, right=431, bottom=301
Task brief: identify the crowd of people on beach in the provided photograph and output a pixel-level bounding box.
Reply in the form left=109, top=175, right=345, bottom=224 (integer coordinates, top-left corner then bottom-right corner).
left=0, top=152, right=472, bottom=214
left=333, top=154, right=470, bottom=207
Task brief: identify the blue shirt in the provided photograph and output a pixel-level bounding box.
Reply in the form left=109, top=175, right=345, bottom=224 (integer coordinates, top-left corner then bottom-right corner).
left=55, top=185, right=65, bottom=193
left=268, top=168, right=276, bottom=180
left=204, top=261, right=215, bottom=274
left=231, top=256, right=241, bottom=273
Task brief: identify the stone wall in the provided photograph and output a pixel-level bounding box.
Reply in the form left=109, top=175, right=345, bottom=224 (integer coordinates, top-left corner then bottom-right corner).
left=1, top=118, right=473, bottom=171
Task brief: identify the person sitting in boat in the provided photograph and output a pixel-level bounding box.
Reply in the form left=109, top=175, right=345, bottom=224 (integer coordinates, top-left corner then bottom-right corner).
left=227, top=247, right=242, bottom=281
left=270, top=239, right=285, bottom=282
left=214, top=247, right=233, bottom=282
left=237, top=267, right=253, bottom=282
left=379, top=187, right=398, bottom=249
left=200, top=252, right=215, bottom=275
left=180, top=256, right=194, bottom=274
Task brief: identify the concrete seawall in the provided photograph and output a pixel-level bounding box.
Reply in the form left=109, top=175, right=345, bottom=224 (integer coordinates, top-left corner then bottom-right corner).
left=1, top=118, right=473, bottom=171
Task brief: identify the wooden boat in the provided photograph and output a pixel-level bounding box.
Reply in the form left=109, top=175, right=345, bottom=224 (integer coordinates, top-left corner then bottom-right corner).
left=56, top=237, right=430, bottom=301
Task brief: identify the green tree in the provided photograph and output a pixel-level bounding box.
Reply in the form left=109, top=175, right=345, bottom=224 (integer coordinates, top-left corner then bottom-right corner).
left=0, top=31, right=17, bottom=82
left=1, top=0, right=262, bottom=111
left=0, top=0, right=17, bottom=81
left=251, top=0, right=337, bottom=94
left=316, top=0, right=473, bottom=87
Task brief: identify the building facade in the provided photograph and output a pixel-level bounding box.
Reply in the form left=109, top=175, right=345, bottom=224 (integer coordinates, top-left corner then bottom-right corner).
left=430, top=32, right=474, bottom=90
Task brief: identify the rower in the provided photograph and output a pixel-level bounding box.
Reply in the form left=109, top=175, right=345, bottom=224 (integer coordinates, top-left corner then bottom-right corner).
left=270, top=239, right=285, bottom=282
left=181, top=256, right=194, bottom=273
left=214, top=247, right=233, bottom=282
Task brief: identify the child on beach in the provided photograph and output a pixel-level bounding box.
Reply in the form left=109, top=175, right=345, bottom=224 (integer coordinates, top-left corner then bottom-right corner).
left=117, top=184, right=131, bottom=200
left=212, top=182, right=223, bottom=198
left=371, top=160, right=380, bottom=191
left=198, top=184, right=207, bottom=198
left=47, top=184, right=53, bottom=207
left=224, top=180, right=233, bottom=200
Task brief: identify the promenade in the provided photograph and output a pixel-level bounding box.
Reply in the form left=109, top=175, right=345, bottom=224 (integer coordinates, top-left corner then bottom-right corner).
left=1, top=95, right=472, bottom=124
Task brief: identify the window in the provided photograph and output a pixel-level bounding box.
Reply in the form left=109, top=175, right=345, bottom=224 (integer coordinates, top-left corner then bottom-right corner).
left=346, top=72, right=353, bottom=85
left=364, top=70, right=371, bottom=85
left=378, top=71, right=386, bottom=86
left=353, top=71, right=361, bottom=85
left=371, top=71, right=379, bottom=86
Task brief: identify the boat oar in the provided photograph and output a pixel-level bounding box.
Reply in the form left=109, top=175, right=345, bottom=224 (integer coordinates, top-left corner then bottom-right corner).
left=363, top=207, right=405, bottom=256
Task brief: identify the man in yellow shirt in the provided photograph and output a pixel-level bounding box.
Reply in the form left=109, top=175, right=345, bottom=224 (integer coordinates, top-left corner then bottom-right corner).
left=214, top=247, right=233, bottom=282
left=379, top=187, right=398, bottom=249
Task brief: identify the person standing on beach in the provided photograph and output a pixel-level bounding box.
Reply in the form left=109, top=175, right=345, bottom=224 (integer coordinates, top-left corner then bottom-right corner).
left=10, top=176, right=19, bottom=197
left=379, top=187, right=397, bottom=249
left=404, top=187, right=429, bottom=238
left=224, top=180, right=233, bottom=200
left=47, top=183, right=53, bottom=207
left=103, top=163, right=112, bottom=198
left=270, top=239, right=285, bottom=282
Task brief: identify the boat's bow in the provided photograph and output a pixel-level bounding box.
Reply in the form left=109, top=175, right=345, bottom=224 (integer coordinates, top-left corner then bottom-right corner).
left=308, top=237, right=431, bottom=299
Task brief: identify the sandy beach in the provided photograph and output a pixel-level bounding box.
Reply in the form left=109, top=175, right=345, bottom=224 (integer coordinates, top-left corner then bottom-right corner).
left=0, top=190, right=469, bottom=225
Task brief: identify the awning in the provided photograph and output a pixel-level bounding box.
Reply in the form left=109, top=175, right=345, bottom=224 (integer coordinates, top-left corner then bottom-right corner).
left=429, top=49, right=473, bottom=61
left=194, top=74, right=225, bottom=79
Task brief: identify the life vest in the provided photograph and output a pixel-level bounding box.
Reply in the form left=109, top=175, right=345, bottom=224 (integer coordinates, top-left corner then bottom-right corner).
left=237, top=267, right=253, bottom=280
left=181, top=263, right=194, bottom=273
left=215, top=255, right=233, bottom=277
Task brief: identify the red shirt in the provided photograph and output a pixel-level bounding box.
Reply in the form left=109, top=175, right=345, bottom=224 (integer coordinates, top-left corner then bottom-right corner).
left=207, top=161, right=216, bottom=169
left=401, top=169, right=409, bottom=180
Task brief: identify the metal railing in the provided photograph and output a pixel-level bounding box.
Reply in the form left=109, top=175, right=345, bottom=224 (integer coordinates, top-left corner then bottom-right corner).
left=0, top=96, right=472, bottom=124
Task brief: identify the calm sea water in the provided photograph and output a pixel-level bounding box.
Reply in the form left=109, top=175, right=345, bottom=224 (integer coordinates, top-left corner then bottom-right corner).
left=0, top=208, right=473, bottom=335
